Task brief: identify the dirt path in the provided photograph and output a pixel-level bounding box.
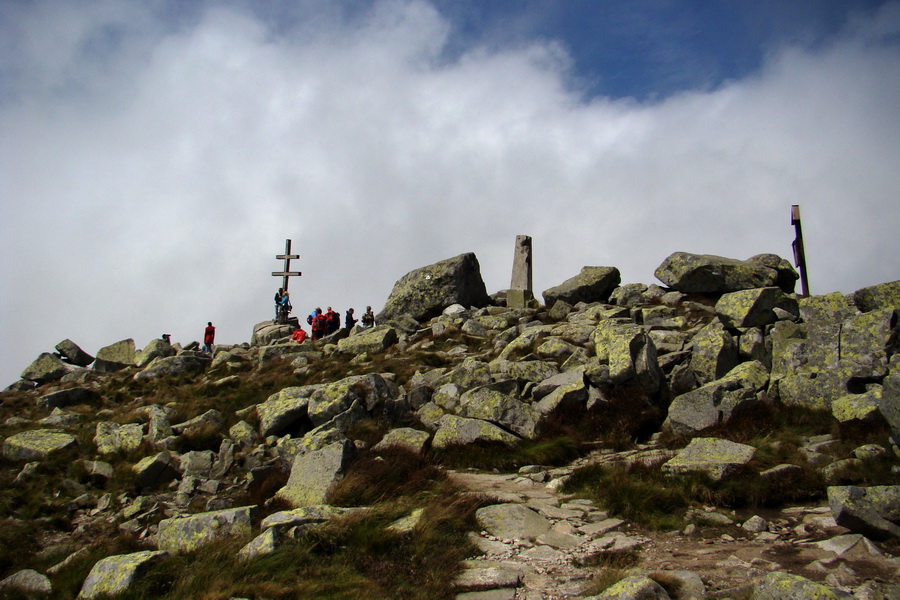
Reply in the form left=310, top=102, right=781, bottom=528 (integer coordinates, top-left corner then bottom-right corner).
left=448, top=450, right=899, bottom=600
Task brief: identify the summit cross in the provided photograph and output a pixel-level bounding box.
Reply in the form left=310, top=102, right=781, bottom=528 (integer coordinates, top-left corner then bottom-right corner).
left=272, top=239, right=302, bottom=292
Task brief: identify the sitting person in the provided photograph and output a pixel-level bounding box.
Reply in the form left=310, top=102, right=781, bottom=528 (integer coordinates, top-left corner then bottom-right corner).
left=291, top=327, right=307, bottom=343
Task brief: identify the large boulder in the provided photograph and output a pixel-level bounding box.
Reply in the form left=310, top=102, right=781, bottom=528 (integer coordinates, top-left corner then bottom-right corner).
left=542, top=266, right=621, bottom=306
left=21, top=352, right=78, bottom=384
left=654, top=252, right=778, bottom=294
left=307, top=374, right=399, bottom=427
left=257, top=386, right=314, bottom=438
left=275, top=440, right=356, bottom=508
left=662, top=438, right=756, bottom=481
left=157, top=506, right=258, bottom=553
left=377, top=253, right=491, bottom=323
left=3, top=429, right=77, bottom=461
left=746, top=254, right=799, bottom=294
left=752, top=571, right=845, bottom=600
left=715, top=287, right=790, bottom=328
left=134, top=354, right=210, bottom=380
left=77, top=551, right=167, bottom=600
left=664, top=361, right=769, bottom=435
left=689, top=321, right=738, bottom=385
left=593, top=321, right=663, bottom=393
left=94, top=422, right=144, bottom=455
left=134, top=338, right=176, bottom=368
left=852, top=280, right=900, bottom=313
left=458, top=387, right=543, bottom=439
left=827, top=485, right=900, bottom=540
left=372, top=428, right=431, bottom=454
left=337, top=326, right=399, bottom=355
left=55, top=339, right=95, bottom=367
left=431, top=414, right=520, bottom=449
left=94, top=339, right=137, bottom=373
left=251, top=321, right=294, bottom=346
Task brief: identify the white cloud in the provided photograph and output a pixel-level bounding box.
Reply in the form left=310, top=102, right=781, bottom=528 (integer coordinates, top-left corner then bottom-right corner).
left=2, top=0, right=899, bottom=386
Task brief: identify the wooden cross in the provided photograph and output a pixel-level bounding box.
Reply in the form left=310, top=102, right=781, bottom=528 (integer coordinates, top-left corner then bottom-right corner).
left=272, top=239, right=301, bottom=292
left=791, top=205, right=810, bottom=297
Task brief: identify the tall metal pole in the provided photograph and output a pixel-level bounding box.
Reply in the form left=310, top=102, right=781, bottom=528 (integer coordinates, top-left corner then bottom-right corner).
left=791, top=205, right=810, bottom=297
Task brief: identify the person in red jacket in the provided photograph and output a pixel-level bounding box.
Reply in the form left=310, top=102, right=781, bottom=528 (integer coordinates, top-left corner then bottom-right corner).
left=325, top=306, right=340, bottom=335
left=203, top=322, right=215, bottom=354
left=291, top=327, right=307, bottom=343
left=311, top=308, right=327, bottom=340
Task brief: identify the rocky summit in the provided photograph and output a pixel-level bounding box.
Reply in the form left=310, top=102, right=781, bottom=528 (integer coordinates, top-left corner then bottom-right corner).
left=2, top=250, right=900, bottom=600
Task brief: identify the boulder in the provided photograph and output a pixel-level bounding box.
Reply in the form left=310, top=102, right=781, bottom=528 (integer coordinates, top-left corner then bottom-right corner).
left=171, top=409, right=225, bottom=437
left=337, top=326, right=399, bottom=355
left=593, top=321, right=663, bottom=392
left=94, top=422, right=144, bottom=455
left=56, top=339, right=95, bottom=367
left=852, top=280, right=900, bottom=313
left=94, top=339, right=137, bottom=373
left=37, top=387, right=98, bottom=410
left=881, top=369, right=900, bottom=441
left=257, top=386, right=313, bottom=438
left=3, top=429, right=77, bottom=461
left=133, top=451, right=181, bottom=490
left=752, top=571, right=844, bottom=600
left=798, top=292, right=857, bottom=325
left=77, top=551, right=167, bottom=599
left=157, top=506, right=258, bottom=553
left=475, top=503, right=552, bottom=541
left=21, top=352, right=77, bottom=384
left=275, top=440, right=356, bottom=508
left=134, top=338, right=176, bottom=368
left=542, top=266, right=621, bottom=306
left=654, top=252, right=778, bottom=294
left=261, top=505, right=354, bottom=531
left=662, top=438, right=756, bottom=481
left=251, top=321, right=294, bottom=346
left=664, top=361, right=769, bottom=435
left=588, top=574, right=671, bottom=600
left=377, top=253, right=491, bottom=322
left=689, top=321, right=738, bottom=385
left=715, top=287, right=787, bottom=328
left=827, top=485, right=900, bottom=540
left=831, top=388, right=885, bottom=425
left=431, top=414, right=520, bottom=449
left=839, top=308, right=898, bottom=380
left=458, top=387, right=543, bottom=439
left=0, top=569, right=52, bottom=596
left=134, top=354, right=210, bottom=380
left=489, top=359, right=560, bottom=384
left=746, top=254, right=799, bottom=294
left=238, top=528, right=282, bottom=561
left=307, top=374, right=399, bottom=427
left=372, top=428, right=431, bottom=454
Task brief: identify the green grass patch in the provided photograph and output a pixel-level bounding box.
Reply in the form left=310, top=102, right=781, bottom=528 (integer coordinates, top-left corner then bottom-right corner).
left=432, top=435, right=582, bottom=471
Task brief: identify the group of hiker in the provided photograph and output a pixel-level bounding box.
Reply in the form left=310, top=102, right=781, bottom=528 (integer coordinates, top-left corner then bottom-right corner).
left=275, top=288, right=375, bottom=343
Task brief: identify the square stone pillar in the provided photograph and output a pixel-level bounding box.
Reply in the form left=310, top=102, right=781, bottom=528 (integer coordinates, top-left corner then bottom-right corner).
left=508, top=235, right=534, bottom=309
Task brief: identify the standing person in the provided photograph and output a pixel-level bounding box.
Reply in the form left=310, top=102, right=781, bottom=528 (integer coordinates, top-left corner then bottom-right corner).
left=325, top=306, right=340, bottom=335
left=203, top=322, right=215, bottom=354
left=345, top=307, right=357, bottom=330
left=311, top=308, right=327, bottom=340
left=279, top=291, right=292, bottom=322
left=361, top=306, right=375, bottom=329
left=308, top=307, right=319, bottom=327
left=274, top=288, right=284, bottom=321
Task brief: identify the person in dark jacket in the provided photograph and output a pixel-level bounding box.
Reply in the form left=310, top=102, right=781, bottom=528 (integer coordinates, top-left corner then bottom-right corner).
left=345, top=308, right=357, bottom=330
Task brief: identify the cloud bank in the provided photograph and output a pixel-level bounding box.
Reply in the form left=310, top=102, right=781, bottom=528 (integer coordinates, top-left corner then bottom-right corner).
left=2, top=1, right=899, bottom=385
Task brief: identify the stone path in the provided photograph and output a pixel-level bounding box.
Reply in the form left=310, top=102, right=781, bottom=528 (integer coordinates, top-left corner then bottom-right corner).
left=449, top=446, right=900, bottom=600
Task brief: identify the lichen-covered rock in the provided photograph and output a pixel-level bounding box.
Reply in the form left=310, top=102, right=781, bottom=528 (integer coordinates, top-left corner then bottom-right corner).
left=0, top=568, right=52, bottom=596
left=257, top=386, right=313, bottom=437
left=458, top=387, right=543, bottom=439
left=37, top=387, right=98, bottom=410
left=56, top=339, right=95, bottom=367
left=799, top=292, right=858, bottom=325
left=77, top=551, right=167, bottom=599
left=134, top=338, right=176, bottom=368
left=337, top=326, right=399, bottom=355
left=664, top=361, right=769, bottom=435
left=157, top=506, right=258, bottom=553
left=831, top=388, right=885, bottom=425
left=536, top=375, right=588, bottom=415
left=746, top=254, right=799, bottom=294
left=689, top=321, right=738, bottom=385
left=307, top=374, right=398, bottom=426
left=372, top=427, right=431, bottom=454
left=94, top=339, right=137, bottom=373
left=662, top=437, right=756, bottom=481
left=238, top=528, right=282, bottom=561
left=431, top=414, right=520, bottom=449
left=475, top=503, right=551, bottom=541
left=839, top=308, right=898, bottom=379
left=377, top=253, right=491, bottom=322
left=654, top=252, right=778, bottom=294
left=94, top=422, right=144, bottom=455
left=275, top=440, right=356, bottom=508
left=133, top=451, right=180, bottom=490
left=21, top=352, right=78, bottom=383
left=751, top=571, right=846, bottom=600
left=542, top=266, right=621, bottom=306
left=261, top=505, right=353, bottom=531
left=715, top=287, right=787, bottom=328
left=776, top=370, right=846, bottom=411
left=171, top=409, right=225, bottom=437
left=134, top=354, right=210, bottom=380
left=444, top=357, right=495, bottom=389
left=251, top=321, right=294, bottom=346
left=586, top=574, right=671, bottom=600
left=852, top=280, right=900, bottom=313
left=258, top=343, right=316, bottom=366
left=488, top=359, right=561, bottom=384
left=3, top=429, right=77, bottom=461
left=827, top=485, right=900, bottom=540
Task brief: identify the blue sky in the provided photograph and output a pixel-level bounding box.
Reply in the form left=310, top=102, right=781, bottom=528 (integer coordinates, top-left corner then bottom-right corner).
left=1, top=0, right=899, bottom=386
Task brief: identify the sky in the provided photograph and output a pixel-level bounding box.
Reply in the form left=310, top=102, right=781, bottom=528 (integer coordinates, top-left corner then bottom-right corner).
left=2, top=0, right=899, bottom=387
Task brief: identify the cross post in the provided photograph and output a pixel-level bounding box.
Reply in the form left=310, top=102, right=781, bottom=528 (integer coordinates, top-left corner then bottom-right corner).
left=272, top=238, right=301, bottom=292
left=790, top=205, right=810, bottom=297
